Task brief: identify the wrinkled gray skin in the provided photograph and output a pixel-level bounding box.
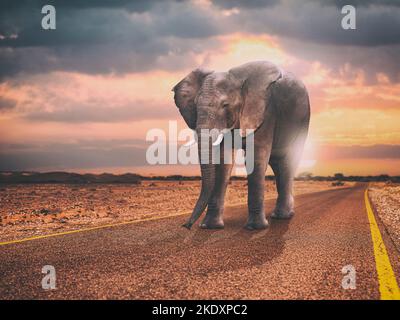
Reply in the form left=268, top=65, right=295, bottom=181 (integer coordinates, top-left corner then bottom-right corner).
left=172, top=61, right=310, bottom=230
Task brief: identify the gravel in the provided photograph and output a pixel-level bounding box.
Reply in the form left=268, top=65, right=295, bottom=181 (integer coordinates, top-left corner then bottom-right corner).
left=369, top=183, right=400, bottom=252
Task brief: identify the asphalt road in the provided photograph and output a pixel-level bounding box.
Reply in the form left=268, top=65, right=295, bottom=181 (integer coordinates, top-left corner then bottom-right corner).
left=1, top=183, right=399, bottom=299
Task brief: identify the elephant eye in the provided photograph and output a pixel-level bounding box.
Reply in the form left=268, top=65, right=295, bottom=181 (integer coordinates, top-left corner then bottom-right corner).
left=222, top=102, right=229, bottom=108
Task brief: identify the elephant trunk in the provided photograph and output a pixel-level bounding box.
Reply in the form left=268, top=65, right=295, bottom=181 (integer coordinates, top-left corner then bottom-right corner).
left=182, top=131, right=216, bottom=229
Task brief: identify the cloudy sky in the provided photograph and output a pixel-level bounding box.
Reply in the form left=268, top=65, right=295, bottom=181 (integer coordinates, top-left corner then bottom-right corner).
left=0, top=0, right=399, bottom=175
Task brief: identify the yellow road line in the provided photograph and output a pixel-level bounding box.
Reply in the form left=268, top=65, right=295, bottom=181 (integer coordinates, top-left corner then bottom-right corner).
left=0, top=212, right=188, bottom=247
left=365, top=188, right=400, bottom=300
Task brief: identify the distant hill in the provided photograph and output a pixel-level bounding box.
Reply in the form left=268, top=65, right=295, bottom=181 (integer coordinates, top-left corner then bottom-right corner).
left=0, top=171, right=142, bottom=184
left=0, top=171, right=398, bottom=184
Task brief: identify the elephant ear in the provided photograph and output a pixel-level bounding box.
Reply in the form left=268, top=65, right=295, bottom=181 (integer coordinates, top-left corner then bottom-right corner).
left=172, top=68, right=213, bottom=129
left=229, top=61, right=282, bottom=135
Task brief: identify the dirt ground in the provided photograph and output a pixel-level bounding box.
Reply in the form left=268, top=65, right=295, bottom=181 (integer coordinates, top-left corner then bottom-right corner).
left=369, top=183, right=400, bottom=252
left=0, top=180, right=352, bottom=242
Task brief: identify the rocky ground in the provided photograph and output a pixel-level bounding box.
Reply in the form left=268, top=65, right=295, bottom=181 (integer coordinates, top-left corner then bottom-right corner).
left=369, top=183, right=400, bottom=252
left=0, top=180, right=351, bottom=242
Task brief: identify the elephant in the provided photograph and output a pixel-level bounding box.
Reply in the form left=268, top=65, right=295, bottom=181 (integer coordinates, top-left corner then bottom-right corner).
left=172, top=61, right=310, bottom=230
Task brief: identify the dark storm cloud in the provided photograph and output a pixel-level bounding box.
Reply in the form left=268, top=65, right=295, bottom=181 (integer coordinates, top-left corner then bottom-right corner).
left=229, top=1, right=400, bottom=47
left=212, top=0, right=279, bottom=9
left=0, top=0, right=163, bottom=13
left=0, top=2, right=221, bottom=48
left=24, top=102, right=178, bottom=123
left=0, top=1, right=222, bottom=78
left=0, top=0, right=399, bottom=81
left=0, top=139, right=149, bottom=171
left=225, top=0, right=400, bottom=82
left=212, top=0, right=400, bottom=9
left=0, top=43, right=181, bottom=77
left=281, top=39, right=400, bottom=83
left=0, top=38, right=216, bottom=77
left=0, top=97, right=17, bottom=111
left=319, top=0, right=400, bottom=8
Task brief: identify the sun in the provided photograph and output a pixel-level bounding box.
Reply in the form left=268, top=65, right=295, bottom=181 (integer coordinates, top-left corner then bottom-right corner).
left=204, top=33, right=293, bottom=71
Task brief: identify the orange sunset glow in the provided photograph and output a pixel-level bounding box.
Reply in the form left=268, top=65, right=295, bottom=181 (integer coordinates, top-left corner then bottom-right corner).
left=0, top=1, right=399, bottom=176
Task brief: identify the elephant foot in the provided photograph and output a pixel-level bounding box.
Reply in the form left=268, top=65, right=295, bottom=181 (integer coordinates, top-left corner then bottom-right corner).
left=245, top=215, right=269, bottom=230
left=199, top=216, right=224, bottom=229
left=270, top=211, right=294, bottom=220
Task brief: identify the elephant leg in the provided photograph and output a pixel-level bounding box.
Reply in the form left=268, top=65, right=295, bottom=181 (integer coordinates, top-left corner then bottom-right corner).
left=269, top=157, right=281, bottom=195
left=245, top=159, right=269, bottom=230
left=271, top=133, right=306, bottom=219
left=270, top=156, right=295, bottom=219
left=200, top=162, right=233, bottom=229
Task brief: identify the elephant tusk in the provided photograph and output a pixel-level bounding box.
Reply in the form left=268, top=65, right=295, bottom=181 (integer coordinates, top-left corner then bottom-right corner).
left=183, top=139, right=197, bottom=147
left=212, top=133, right=224, bottom=146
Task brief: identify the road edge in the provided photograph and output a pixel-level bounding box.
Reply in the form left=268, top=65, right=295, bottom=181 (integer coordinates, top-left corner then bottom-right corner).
left=365, top=187, right=400, bottom=300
